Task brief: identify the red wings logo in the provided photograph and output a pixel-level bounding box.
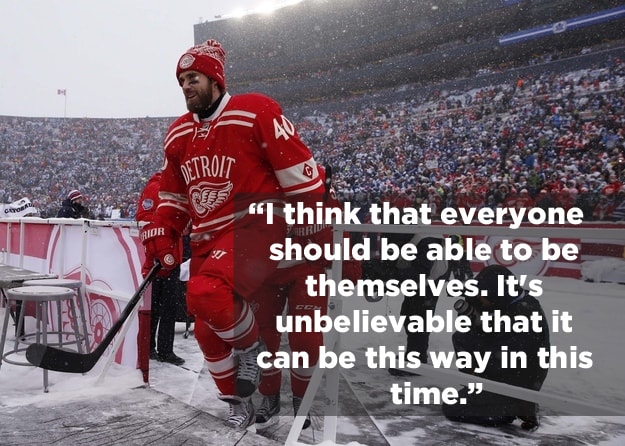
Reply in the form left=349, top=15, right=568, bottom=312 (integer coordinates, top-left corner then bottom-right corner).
left=189, top=181, right=233, bottom=217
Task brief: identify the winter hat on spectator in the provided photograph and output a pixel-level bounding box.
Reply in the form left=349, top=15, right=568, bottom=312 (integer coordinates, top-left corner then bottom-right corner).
left=176, top=39, right=226, bottom=91
left=68, top=190, right=83, bottom=202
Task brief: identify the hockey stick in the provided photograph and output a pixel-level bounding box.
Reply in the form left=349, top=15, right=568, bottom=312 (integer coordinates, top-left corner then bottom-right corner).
left=25, top=261, right=162, bottom=373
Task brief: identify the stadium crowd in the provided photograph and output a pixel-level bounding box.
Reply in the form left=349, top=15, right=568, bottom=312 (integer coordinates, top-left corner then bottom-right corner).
left=1, top=54, right=624, bottom=222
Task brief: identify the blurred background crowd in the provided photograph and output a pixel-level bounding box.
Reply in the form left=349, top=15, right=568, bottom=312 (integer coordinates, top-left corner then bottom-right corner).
left=1, top=51, right=623, bottom=222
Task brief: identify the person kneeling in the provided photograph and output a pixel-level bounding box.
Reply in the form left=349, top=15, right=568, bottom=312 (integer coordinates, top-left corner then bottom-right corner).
left=442, top=265, right=550, bottom=431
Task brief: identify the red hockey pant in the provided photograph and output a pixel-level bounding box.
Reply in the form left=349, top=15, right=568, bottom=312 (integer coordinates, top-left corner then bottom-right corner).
left=252, top=262, right=328, bottom=399
left=186, top=217, right=286, bottom=397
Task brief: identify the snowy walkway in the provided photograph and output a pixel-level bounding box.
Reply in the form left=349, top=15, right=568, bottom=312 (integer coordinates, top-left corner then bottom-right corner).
left=1, top=386, right=280, bottom=445
left=2, top=275, right=625, bottom=445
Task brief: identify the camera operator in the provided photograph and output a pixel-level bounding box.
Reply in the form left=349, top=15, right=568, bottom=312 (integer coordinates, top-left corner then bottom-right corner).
left=442, top=265, right=550, bottom=431
left=389, top=234, right=452, bottom=376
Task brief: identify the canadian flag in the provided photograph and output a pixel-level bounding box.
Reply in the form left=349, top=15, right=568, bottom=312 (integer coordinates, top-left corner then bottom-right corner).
left=57, top=89, right=66, bottom=96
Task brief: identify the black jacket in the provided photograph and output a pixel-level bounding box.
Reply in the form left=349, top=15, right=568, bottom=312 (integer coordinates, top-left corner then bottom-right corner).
left=452, top=291, right=550, bottom=391
left=57, top=198, right=90, bottom=219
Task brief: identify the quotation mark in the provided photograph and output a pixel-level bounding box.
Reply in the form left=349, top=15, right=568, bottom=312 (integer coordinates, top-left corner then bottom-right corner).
left=459, top=382, right=483, bottom=404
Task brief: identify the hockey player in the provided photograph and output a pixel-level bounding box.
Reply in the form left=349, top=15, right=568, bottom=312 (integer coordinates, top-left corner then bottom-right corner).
left=253, top=260, right=326, bottom=430
left=251, top=168, right=362, bottom=430
left=139, top=39, right=326, bottom=428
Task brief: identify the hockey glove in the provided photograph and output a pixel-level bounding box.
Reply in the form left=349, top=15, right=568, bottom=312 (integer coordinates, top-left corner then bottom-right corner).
left=140, top=223, right=181, bottom=275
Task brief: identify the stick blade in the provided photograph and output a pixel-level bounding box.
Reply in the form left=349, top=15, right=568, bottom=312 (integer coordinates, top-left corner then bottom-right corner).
left=25, top=263, right=161, bottom=374
left=26, top=343, right=96, bottom=373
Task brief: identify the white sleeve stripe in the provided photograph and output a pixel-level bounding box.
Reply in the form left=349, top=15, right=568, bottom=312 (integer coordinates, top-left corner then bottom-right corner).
left=159, top=202, right=190, bottom=215
left=159, top=191, right=187, bottom=203
left=214, top=119, right=254, bottom=128
left=284, top=179, right=324, bottom=196
left=274, top=159, right=318, bottom=188
left=190, top=200, right=286, bottom=238
left=191, top=221, right=233, bottom=238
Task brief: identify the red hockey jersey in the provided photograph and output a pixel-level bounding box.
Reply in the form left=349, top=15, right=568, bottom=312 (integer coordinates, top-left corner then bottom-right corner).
left=156, top=92, right=324, bottom=240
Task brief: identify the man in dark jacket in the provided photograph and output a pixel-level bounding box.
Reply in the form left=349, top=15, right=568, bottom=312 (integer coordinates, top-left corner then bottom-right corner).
left=442, top=265, right=550, bottom=431
left=57, top=189, right=91, bottom=218
left=391, top=235, right=449, bottom=374
left=136, top=172, right=186, bottom=366
left=388, top=234, right=471, bottom=377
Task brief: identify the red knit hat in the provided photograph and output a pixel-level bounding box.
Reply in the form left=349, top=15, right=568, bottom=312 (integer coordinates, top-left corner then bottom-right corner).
left=68, top=189, right=82, bottom=202
left=176, top=39, right=226, bottom=91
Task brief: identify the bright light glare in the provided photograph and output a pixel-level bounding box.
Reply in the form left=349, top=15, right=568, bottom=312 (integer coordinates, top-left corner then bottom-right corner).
left=229, top=8, right=247, bottom=18
left=257, top=2, right=278, bottom=14
left=221, top=0, right=304, bottom=19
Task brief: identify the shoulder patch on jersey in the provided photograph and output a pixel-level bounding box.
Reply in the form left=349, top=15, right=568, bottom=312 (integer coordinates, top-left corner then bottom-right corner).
left=141, top=198, right=155, bottom=211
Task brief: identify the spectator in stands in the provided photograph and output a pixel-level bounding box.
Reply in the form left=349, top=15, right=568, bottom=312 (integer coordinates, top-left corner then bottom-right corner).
left=502, top=187, right=519, bottom=210
left=526, top=170, right=543, bottom=197
left=57, top=190, right=92, bottom=218
left=554, top=188, right=575, bottom=211
left=611, top=188, right=625, bottom=221
left=535, top=189, right=555, bottom=212
left=466, top=188, right=485, bottom=209
left=574, top=187, right=595, bottom=220
left=515, top=189, right=535, bottom=212
left=492, top=184, right=509, bottom=206
left=484, top=194, right=497, bottom=210
left=593, top=195, right=614, bottom=221
left=3, top=51, right=625, bottom=224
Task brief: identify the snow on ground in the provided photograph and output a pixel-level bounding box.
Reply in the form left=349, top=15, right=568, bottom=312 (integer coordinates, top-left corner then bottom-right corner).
left=334, top=274, right=625, bottom=415
left=1, top=274, right=624, bottom=445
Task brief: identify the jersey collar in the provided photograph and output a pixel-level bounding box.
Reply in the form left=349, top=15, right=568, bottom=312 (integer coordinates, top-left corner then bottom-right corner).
left=194, top=92, right=231, bottom=123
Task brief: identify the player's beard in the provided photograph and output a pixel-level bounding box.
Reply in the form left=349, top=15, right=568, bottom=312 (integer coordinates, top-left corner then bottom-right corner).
left=185, top=85, right=214, bottom=115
